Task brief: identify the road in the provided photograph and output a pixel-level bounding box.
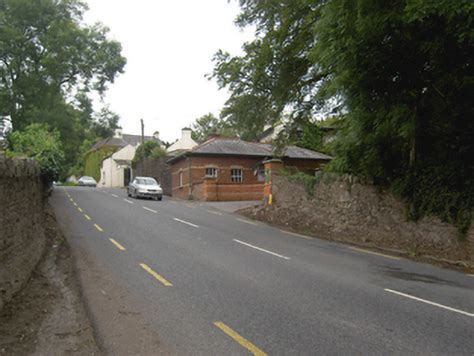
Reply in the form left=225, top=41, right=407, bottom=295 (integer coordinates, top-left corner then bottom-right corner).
left=51, top=186, right=474, bottom=355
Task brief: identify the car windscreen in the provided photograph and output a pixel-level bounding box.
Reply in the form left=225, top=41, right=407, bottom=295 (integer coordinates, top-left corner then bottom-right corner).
left=136, top=178, right=158, bottom=185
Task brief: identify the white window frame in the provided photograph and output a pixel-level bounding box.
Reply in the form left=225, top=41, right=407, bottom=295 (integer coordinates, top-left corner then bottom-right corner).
left=231, top=168, right=243, bottom=183
left=205, top=167, right=218, bottom=178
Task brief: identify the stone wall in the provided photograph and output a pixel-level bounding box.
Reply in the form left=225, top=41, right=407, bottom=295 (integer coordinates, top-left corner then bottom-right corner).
left=0, top=155, right=46, bottom=311
left=250, top=174, right=473, bottom=265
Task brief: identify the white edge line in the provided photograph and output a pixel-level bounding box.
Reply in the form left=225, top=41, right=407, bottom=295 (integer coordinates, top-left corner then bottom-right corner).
left=124, top=199, right=134, bottom=204
left=143, top=206, right=157, bottom=213
left=384, top=288, right=474, bottom=317
left=173, top=218, right=199, bottom=228
left=236, top=218, right=258, bottom=226
left=280, top=230, right=312, bottom=240
left=111, top=193, right=119, bottom=198
left=233, top=239, right=290, bottom=260
left=350, top=246, right=400, bottom=260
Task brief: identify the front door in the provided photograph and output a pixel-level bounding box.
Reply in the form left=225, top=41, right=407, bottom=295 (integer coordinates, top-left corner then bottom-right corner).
left=124, top=168, right=131, bottom=186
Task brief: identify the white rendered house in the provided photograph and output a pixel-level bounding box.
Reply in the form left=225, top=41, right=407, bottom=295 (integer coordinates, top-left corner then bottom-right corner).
left=167, top=127, right=198, bottom=155
left=99, top=144, right=136, bottom=187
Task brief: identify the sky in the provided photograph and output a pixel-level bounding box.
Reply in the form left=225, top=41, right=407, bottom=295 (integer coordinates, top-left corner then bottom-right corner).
left=84, top=0, right=254, bottom=143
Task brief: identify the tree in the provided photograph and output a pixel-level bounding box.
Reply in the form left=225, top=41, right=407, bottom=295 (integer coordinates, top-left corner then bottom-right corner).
left=210, top=0, right=328, bottom=135
left=0, top=0, right=126, bottom=177
left=314, top=0, right=474, bottom=233
left=215, top=0, right=474, bottom=233
left=191, top=113, right=236, bottom=142
left=8, top=123, right=64, bottom=183
left=133, top=140, right=165, bottom=163
left=91, top=106, right=120, bottom=138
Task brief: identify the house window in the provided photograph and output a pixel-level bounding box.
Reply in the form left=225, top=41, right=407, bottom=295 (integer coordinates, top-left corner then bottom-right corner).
left=231, top=168, right=243, bottom=183
left=179, top=171, right=183, bottom=188
left=205, top=167, right=217, bottom=178
left=256, top=168, right=265, bottom=182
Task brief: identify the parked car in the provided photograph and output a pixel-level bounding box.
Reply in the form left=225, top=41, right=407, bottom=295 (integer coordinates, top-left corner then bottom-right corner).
left=77, top=176, right=97, bottom=187
left=127, top=176, right=163, bottom=200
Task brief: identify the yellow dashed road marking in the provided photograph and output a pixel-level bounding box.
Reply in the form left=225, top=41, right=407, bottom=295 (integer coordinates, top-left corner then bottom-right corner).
left=139, top=263, right=173, bottom=286
left=84, top=214, right=91, bottom=220
left=73, top=202, right=78, bottom=207
left=94, top=224, right=104, bottom=232
left=78, top=207, right=83, bottom=213
left=109, top=238, right=126, bottom=251
left=214, top=321, right=267, bottom=356
left=349, top=246, right=400, bottom=260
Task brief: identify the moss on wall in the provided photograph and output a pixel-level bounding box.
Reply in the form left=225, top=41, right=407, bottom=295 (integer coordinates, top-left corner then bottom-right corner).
left=83, top=146, right=118, bottom=182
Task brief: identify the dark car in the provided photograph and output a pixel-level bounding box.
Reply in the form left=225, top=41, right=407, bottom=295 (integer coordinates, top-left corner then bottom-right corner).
left=127, top=176, right=163, bottom=200
left=77, top=176, right=97, bottom=187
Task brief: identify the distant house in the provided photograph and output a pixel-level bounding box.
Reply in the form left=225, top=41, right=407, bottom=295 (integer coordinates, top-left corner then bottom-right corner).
left=167, top=137, right=332, bottom=201
left=258, top=123, right=285, bottom=143
left=258, top=123, right=339, bottom=145
left=167, top=127, right=198, bottom=156
left=84, top=129, right=159, bottom=187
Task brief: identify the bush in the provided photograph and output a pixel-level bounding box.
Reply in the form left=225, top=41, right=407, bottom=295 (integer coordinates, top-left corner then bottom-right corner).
left=8, top=123, right=65, bottom=183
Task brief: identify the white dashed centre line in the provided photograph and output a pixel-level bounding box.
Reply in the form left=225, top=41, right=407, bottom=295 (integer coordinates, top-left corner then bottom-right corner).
left=143, top=206, right=157, bottom=213
left=124, top=199, right=134, bottom=204
left=384, top=288, right=474, bottom=318
left=111, top=194, right=119, bottom=198
left=173, top=218, right=199, bottom=228
left=233, top=239, right=290, bottom=260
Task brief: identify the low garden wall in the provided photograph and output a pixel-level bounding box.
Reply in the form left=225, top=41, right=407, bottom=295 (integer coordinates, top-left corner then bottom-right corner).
left=0, top=155, right=46, bottom=311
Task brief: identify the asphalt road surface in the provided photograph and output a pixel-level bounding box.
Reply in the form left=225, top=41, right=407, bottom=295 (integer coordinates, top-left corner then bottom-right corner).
left=51, top=186, right=474, bottom=355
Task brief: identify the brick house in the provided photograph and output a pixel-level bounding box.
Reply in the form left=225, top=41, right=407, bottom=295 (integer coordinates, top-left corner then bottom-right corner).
left=167, top=137, right=332, bottom=201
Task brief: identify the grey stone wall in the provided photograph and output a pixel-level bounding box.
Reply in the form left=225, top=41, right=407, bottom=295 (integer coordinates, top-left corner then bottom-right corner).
left=0, top=155, right=46, bottom=310
left=264, top=174, right=473, bottom=263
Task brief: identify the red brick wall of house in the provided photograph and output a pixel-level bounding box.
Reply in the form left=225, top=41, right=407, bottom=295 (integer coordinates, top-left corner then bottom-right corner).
left=170, top=155, right=330, bottom=201
left=170, top=155, right=265, bottom=201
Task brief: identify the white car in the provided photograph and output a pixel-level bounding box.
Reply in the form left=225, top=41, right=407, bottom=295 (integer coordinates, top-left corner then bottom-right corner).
left=77, top=176, right=97, bottom=187
left=127, top=176, right=163, bottom=200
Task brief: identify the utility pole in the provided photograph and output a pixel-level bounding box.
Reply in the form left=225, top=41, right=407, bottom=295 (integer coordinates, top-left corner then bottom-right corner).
left=141, top=118, right=147, bottom=175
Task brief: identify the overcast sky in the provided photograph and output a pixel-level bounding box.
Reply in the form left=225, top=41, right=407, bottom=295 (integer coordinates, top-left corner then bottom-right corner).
left=84, top=0, right=253, bottom=143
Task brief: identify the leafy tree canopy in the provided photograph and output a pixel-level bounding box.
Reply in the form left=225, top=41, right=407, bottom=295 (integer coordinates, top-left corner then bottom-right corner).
left=191, top=113, right=237, bottom=142
left=0, top=0, right=126, bottom=178
left=133, top=140, right=166, bottom=163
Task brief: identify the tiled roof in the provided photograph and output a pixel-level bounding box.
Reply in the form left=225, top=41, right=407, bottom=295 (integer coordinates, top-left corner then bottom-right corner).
left=167, top=138, right=332, bottom=163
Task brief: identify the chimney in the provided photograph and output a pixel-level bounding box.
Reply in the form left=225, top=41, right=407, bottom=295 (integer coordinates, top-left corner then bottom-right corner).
left=153, top=131, right=160, bottom=140
left=114, top=128, right=123, bottom=138
left=181, top=127, right=192, bottom=139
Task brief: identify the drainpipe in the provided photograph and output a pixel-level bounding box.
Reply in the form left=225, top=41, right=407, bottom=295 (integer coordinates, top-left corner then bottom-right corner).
left=188, top=155, right=193, bottom=199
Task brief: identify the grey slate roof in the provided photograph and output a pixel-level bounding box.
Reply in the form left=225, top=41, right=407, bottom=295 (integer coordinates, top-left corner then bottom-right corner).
left=167, top=138, right=332, bottom=163
left=90, top=134, right=155, bottom=151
